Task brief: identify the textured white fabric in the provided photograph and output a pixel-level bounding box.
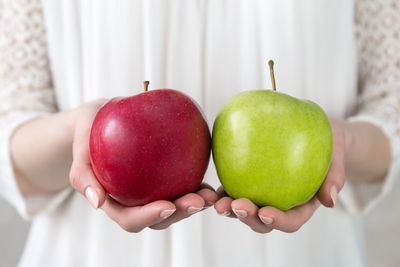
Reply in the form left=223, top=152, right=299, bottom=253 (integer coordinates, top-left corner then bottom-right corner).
left=342, top=0, right=400, bottom=214
left=0, top=0, right=73, bottom=218
left=0, top=0, right=399, bottom=266
left=0, top=0, right=56, bottom=114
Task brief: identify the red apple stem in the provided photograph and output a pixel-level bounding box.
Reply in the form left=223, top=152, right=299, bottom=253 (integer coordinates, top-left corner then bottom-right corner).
left=144, top=81, right=150, bottom=92
left=268, top=60, right=277, bottom=91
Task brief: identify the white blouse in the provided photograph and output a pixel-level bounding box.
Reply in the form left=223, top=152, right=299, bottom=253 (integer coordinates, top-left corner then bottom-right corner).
left=1, top=0, right=400, bottom=266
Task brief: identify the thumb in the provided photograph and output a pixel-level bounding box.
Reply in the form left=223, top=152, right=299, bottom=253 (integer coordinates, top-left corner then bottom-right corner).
left=70, top=117, right=107, bottom=209
left=69, top=160, right=107, bottom=209
left=318, top=118, right=346, bottom=208
left=317, top=157, right=345, bottom=208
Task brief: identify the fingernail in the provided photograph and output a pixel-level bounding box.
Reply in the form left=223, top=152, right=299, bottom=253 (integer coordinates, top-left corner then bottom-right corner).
left=219, top=211, right=231, bottom=217
left=232, top=209, right=247, bottom=218
left=330, top=186, right=338, bottom=208
left=187, top=206, right=203, bottom=214
left=85, top=187, right=99, bottom=209
left=259, top=215, right=273, bottom=225
left=160, top=209, right=176, bottom=219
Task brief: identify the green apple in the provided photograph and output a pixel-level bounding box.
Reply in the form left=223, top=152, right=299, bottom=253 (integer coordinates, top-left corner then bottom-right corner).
left=212, top=61, right=333, bottom=210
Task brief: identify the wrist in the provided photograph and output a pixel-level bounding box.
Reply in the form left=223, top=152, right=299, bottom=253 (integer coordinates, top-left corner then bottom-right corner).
left=67, top=109, right=78, bottom=136
left=343, top=121, right=355, bottom=163
left=340, top=120, right=391, bottom=182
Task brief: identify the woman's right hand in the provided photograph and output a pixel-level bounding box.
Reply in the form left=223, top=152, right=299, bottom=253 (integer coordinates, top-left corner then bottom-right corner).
left=69, top=99, right=218, bottom=233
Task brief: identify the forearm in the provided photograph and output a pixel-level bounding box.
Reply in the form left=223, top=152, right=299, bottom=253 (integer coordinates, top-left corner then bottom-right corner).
left=344, top=121, right=391, bottom=183
left=10, top=111, right=75, bottom=195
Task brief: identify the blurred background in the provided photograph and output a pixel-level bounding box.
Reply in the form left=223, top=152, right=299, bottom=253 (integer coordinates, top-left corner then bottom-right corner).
left=1, top=184, right=400, bottom=267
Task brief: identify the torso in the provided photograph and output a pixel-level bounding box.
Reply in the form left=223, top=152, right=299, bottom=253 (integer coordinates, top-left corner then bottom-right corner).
left=19, top=1, right=364, bottom=266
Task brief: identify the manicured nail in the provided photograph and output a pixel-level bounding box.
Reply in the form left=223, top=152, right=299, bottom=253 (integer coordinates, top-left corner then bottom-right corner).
left=232, top=209, right=247, bottom=218
left=85, top=186, right=99, bottom=209
left=187, top=206, right=203, bottom=214
left=330, top=186, right=338, bottom=207
left=160, top=209, right=176, bottom=219
left=259, top=215, right=273, bottom=225
left=219, top=211, right=231, bottom=217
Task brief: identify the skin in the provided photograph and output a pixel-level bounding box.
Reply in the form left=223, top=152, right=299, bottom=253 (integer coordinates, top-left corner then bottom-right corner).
left=10, top=100, right=391, bottom=233
left=214, top=117, right=391, bottom=233
left=11, top=99, right=218, bottom=232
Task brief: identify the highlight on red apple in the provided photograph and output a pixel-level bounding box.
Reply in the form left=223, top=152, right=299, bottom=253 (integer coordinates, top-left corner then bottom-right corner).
left=89, top=81, right=211, bottom=206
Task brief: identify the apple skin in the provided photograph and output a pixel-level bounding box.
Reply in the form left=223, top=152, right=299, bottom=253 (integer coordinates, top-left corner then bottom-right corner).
left=212, top=90, right=333, bottom=210
left=89, top=89, right=211, bottom=207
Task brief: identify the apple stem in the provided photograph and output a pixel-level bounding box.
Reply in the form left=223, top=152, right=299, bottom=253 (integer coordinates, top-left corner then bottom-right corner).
left=144, top=81, right=150, bottom=92
left=268, top=60, right=277, bottom=91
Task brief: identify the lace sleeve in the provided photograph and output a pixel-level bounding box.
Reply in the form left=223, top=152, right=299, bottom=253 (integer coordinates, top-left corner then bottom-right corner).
left=0, top=0, right=65, bottom=218
left=355, top=0, right=400, bottom=129
left=0, top=0, right=56, bottom=113
left=341, top=0, right=400, bottom=214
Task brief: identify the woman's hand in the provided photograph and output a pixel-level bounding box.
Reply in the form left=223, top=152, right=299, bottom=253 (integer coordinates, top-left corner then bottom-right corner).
left=214, top=118, right=347, bottom=233
left=69, top=99, right=218, bottom=233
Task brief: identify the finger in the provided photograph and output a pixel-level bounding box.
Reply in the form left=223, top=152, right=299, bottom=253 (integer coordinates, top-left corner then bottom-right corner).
left=69, top=160, right=106, bottom=209
left=196, top=183, right=219, bottom=207
left=214, top=196, right=234, bottom=217
left=231, top=198, right=273, bottom=234
left=150, top=193, right=205, bottom=230
left=317, top=157, right=345, bottom=208
left=102, top=196, right=176, bottom=233
left=318, top=119, right=346, bottom=208
left=258, top=197, right=321, bottom=233
left=70, top=127, right=107, bottom=208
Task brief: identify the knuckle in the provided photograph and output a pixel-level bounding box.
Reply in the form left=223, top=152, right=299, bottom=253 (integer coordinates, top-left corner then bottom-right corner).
left=149, top=224, right=168, bottom=231
left=286, top=224, right=301, bottom=233
left=118, top=219, right=141, bottom=233
left=118, top=220, right=130, bottom=232
left=124, top=225, right=142, bottom=233
left=69, top=169, right=80, bottom=188
left=263, top=228, right=273, bottom=234
left=130, top=228, right=143, bottom=233
left=251, top=226, right=272, bottom=234
left=251, top=228, right=263, bottom=234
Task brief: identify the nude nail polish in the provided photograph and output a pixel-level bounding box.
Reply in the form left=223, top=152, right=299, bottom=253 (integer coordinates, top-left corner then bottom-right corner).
left=219, top=211, right=231, bottom=217
left=160, top=209, right=176, bottom=219
left=187, top=206, right=203, bottom=214
left=85, top=187, right=99, bottom=209
left=232, top=209, right=247, bottom=218
left=330, top=186, right=338, bottom=207
left=259, top=215, right=273, bottom=225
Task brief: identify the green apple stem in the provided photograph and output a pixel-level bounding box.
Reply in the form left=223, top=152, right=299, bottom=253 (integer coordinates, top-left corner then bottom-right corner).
left=144, top=81, right=150, bottom=92
left=268, top=60, right=277, bottom=91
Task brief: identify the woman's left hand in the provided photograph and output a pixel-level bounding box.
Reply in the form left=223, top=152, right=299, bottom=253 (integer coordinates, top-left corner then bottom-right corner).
left=214, top=118, right=347, bottom=233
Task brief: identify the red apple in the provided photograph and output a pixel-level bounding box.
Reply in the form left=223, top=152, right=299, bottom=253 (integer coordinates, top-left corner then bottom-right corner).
left=89, top=84, right=211, bottom=206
